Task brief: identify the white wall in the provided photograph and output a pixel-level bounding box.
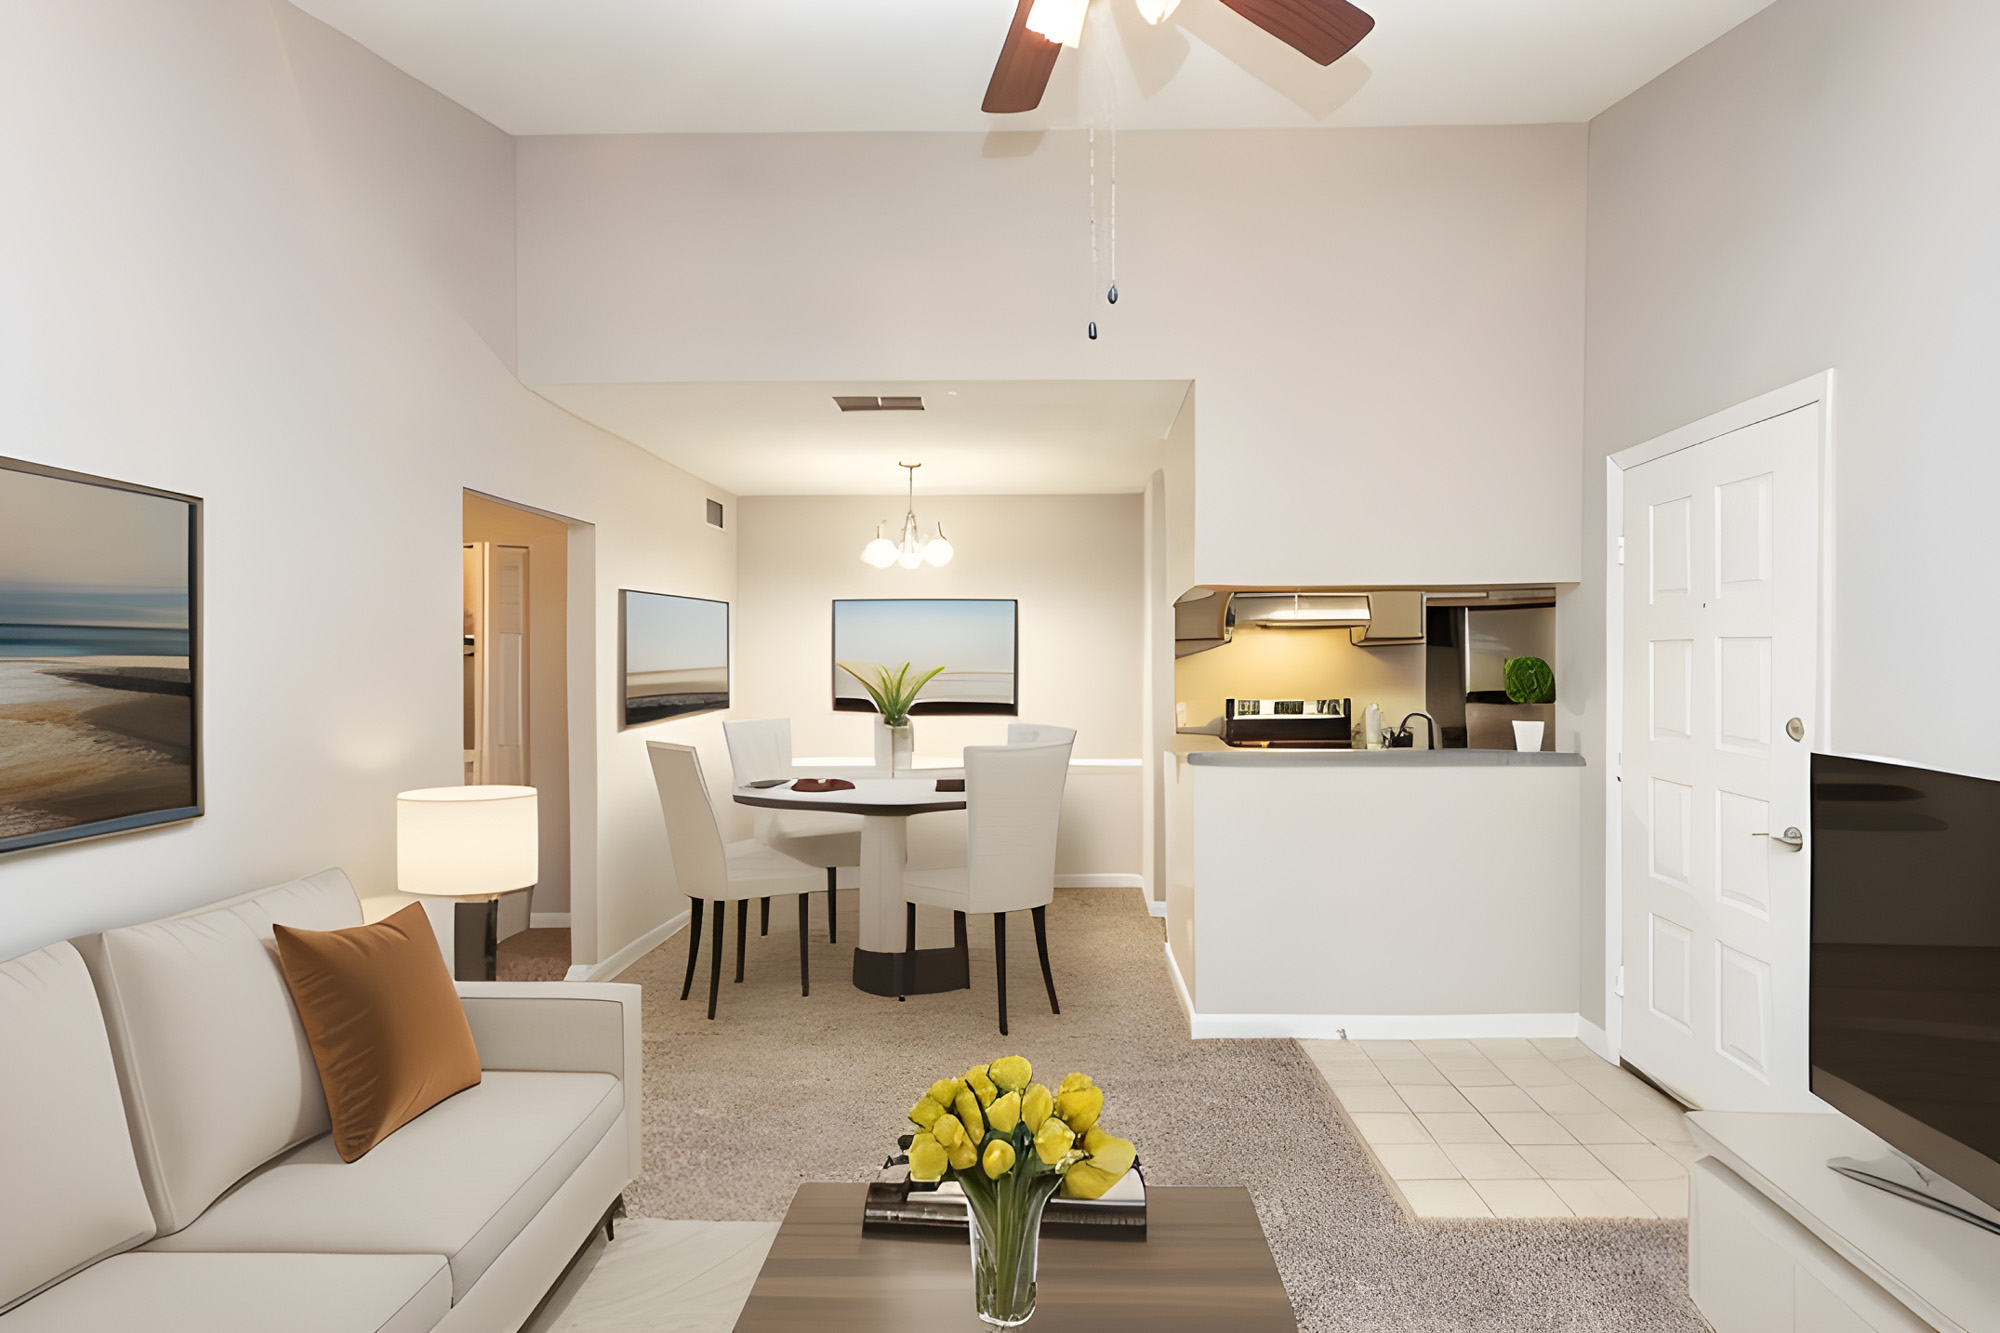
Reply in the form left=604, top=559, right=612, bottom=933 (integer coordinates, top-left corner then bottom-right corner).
left=0, top=1, right=731, bottom=967
left=734, top=493, right=1142, bottom=881
left=1188, top=761, right=1581, bottom=1024
left=1572, top=0, right=2000, bottom=1025
left=516, top=128, right=1588, bottom=589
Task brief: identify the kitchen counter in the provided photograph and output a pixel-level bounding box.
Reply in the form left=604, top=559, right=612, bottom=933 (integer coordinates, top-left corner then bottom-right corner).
left=1187, top=749, right=1583, bottom=768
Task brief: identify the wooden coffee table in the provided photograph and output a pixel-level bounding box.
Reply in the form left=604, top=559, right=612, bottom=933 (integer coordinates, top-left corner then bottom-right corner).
left=732, top=1183, right=1297, bottom=1331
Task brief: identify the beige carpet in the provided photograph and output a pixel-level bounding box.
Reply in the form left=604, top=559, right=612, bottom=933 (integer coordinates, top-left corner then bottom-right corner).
left=612, top=888, right=1705, bottom=1332
left=499, top=927, right=571, bottom=982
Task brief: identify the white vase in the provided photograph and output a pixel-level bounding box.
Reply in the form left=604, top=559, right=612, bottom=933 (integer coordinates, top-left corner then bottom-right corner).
left=874, top=717, right=914, bottom=774
left=1512, top=720, right=1546, bottom=752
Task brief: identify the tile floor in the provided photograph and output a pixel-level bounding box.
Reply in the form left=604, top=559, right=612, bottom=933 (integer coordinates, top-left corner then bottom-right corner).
left=1303, top=1037, right=1699, bottom=1220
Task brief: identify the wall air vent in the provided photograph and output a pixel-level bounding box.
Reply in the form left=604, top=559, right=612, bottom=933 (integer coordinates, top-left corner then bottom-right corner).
left=706, top=499, right=725, bottom=528
left=833, top=395, right=925, bottom=412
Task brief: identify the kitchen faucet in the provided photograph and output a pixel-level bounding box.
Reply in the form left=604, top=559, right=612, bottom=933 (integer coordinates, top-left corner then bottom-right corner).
left=1394, top=712, right=1441, bottom=750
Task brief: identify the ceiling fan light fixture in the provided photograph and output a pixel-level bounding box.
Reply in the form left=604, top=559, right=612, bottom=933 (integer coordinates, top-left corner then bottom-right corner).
left=1135, top=0, right=1181, bottom=24
left=1025, top=0, right=1089, bottom=48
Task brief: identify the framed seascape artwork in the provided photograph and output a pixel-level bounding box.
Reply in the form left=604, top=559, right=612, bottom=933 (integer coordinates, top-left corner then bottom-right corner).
left=620, top=590, right=729, bottom=727
left=0, top=458, right=201, bottom=854
left=831, top=598, right=1018, bottom=716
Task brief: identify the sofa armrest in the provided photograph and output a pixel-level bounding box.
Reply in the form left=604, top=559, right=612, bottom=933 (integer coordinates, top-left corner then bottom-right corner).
left=455, top=981, right=641, bottom=1180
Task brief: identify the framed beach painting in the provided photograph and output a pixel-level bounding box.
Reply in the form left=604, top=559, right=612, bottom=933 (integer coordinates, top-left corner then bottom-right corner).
left=0, top=458, right=201, bottom=854
left=619, top=590, right=729, bottom=727
left=831, top=598, right=1018, bottom=715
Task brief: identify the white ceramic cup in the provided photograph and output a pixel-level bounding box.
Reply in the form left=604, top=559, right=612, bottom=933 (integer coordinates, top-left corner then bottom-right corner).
left=1513, top=720, right=1545, bottom=752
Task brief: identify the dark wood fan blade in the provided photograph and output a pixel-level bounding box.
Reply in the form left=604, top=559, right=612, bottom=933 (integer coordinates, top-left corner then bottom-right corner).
left=1218, top=0, right=1374, bottom=66
left=982, top=0, right=1062, bottom=114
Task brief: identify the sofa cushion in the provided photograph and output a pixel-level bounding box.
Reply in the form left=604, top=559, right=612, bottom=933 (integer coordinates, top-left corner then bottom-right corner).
left=0, top=1252, right=449, bottom=1333
left=72, top=868, right=364, bottom=1234
left=145, top=1071, right=622, bottom=1303
left=0, top=943, right=155, bottom=1314
left=275, top=904, right=482, bottom=1163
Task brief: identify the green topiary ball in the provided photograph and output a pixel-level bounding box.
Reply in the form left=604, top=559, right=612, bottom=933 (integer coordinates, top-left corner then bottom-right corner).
left=1503, top=656, right=1555, bottom=705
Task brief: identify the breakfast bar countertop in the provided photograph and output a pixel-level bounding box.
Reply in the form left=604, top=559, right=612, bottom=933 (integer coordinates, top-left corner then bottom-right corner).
left=1185, top=748, right=1585, bottom=768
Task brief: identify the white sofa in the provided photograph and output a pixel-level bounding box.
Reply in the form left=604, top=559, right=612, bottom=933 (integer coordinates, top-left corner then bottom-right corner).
left=0, top=869, right=641, bottom=1332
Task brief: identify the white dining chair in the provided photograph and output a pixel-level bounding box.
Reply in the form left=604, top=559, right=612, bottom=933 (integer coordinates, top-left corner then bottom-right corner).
left=900, top=738, right=1073, bottom=1035
left=1006, top=723, right=1077, bottom=746
left=647, top=741, right=825, bottom=1019
left=722, top=718, right=863, bottom=944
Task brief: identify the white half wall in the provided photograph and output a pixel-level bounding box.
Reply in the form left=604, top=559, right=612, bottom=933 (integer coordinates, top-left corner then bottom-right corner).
left=1187, top=761, right=1582, bottom=1019
left=0, top=1, right=730, bottom=967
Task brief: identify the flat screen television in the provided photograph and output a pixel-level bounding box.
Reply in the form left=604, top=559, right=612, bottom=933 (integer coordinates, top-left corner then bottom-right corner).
left=1811, top=751, right=2000, bottom=1213
left=620, top=590, right=728, bottom=726
left=831, top=598, right=1017, bottom=716
left=0, top=457, right=201, bottom=854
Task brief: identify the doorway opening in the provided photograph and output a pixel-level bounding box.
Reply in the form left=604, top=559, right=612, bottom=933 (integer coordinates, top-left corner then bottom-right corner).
left=464, top=491, right=575, bottom=980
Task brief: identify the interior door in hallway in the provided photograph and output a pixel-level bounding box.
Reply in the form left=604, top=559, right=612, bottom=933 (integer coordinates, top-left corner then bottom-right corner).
left=465, top=541, right=529, bottom=786
left=1620, top=404, right=1820, bottom=1112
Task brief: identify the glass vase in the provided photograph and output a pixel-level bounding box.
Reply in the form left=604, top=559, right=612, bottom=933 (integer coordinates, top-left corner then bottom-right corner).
left=962, top=1170, right=1063, bottom=1328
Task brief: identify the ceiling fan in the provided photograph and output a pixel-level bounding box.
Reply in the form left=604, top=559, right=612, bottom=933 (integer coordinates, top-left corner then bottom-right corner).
left=983, top=0, right=1375, bottom=114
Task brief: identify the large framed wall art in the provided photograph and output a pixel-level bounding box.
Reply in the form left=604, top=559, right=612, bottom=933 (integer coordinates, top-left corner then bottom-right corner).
left=0, top=458, right=201, bottom=854
left=620, top=589, right=729, bottom=726
left=831, top=598, right=1018, bottom=716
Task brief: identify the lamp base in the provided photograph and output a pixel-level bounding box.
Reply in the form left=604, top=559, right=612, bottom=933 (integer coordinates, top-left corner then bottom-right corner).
left=454, top=899, right=499, bottom=981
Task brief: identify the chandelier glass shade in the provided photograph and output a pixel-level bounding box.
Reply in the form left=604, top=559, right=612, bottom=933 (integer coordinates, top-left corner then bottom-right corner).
left=862, top=464, right=954, bottom=569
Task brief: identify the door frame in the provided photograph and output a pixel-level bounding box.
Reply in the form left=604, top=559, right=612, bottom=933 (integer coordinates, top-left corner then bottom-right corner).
left=1601, top=370, right=1838, bottom=1065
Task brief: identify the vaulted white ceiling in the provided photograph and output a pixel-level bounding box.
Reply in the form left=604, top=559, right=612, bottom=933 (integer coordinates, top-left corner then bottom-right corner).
left=534, top=381, right=1190, bottom=496
left=290, top=0, right=1774, bottom=135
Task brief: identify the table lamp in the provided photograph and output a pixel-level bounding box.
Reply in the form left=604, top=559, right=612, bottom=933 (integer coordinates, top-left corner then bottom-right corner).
left=397, top=785, right=538, bottom=981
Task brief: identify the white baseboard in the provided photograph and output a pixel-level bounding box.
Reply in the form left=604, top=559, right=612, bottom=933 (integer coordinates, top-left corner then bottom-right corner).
left=564, top=907, right=690, bottom=983
left=1578, top=1017, right=1612, bottom=1062
left=1144, top=897, right=1167, bottom=918
left=1054, top=873, right=1144, bottom=889
left=1160, top=943, right=1582, bottom=1041
left=530, top=912, right=571, bottom=929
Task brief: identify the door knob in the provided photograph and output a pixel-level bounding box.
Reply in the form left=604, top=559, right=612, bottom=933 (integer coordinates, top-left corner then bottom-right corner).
left=1755, top=826, right=1805, bottom=851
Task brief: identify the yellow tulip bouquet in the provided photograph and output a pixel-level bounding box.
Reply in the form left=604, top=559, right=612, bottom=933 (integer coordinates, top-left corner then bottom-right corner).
left=905, top=1056, right=1135, bottom=1327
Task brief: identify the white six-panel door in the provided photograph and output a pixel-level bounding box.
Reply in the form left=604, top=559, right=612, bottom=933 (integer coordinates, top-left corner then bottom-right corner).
left=1620, top=404, right=1821, bottom=1112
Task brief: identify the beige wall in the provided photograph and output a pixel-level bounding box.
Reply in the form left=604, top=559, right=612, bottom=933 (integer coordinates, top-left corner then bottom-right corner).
left=0, top=1, right=732, bottom=967
left=735, top=493, right=1143, bottom=879
left=1571, top=0, right=2000, bottom=1025
left=463, top=492, right=571, bottom=915
left=1175, top=625, right=1427, bottom=735
left=516, top=127, right=1588, bottom=590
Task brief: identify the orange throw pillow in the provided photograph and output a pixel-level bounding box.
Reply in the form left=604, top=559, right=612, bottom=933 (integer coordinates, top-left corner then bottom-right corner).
left=274, top=903, right=482, bottom=1163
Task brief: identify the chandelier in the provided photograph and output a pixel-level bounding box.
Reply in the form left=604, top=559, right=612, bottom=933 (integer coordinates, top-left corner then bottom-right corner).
left=861, top=463, right=954, bottom=569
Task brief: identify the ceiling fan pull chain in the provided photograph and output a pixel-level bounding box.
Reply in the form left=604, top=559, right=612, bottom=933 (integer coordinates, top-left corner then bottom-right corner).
left=1086, top=127, right=1098, bottom=339
left=1107, top=120, right=1118, bottom=305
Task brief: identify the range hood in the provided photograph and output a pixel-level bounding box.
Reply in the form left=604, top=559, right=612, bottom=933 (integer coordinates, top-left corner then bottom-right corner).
left=1230, top=593, right=1372, bottom=628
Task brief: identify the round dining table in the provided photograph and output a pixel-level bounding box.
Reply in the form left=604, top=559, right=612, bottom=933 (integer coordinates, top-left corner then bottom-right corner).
left=733, top=776, right=968, bottom=997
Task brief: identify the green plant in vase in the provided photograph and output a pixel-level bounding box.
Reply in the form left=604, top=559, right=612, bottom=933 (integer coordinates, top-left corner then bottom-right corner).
left=838, top=659, right=946, bottom=727
left=906, top=1056, right=1135, bottom=1328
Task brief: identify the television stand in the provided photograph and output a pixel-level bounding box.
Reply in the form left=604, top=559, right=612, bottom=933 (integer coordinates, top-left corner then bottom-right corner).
left=1688, top=1112, right=2000, bottom=1333
left=1830, top=1152, right=2000, bottom=1238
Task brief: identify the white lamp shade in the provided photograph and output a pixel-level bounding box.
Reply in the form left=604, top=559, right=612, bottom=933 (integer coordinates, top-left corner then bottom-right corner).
left=923, top=535, right=954, bottom=566
left=860, top=537, right=898, bottom=568
left=398, top=785, right=538, bottom=898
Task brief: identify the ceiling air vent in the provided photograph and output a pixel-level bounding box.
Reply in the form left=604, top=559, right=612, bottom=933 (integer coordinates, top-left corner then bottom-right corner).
left=833, top=395, right=925, bottom=412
